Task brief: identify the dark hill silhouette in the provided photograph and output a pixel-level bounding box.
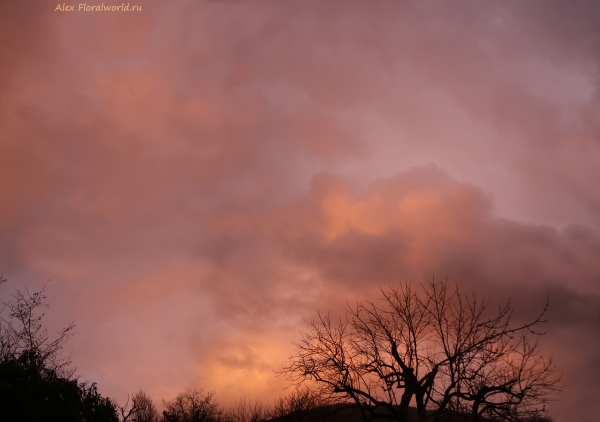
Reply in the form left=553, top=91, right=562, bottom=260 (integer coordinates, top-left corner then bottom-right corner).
left=266, top=403, right=552, bottom=422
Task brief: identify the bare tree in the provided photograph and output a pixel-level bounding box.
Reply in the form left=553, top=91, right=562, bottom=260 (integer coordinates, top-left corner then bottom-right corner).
left=280, top=280, right=561, bottom=422
left=224, top=396, right=271, bottom=422
left=162, top=388, right=223, bottom=422
left=119, top=389, right=159, bottom=422
left=272, top=387, right=328, bottom=422
left=0, top=276, right=75, bottom=376
left=279, top=284, right=437, bottom=422
left=453, top=332, right=560, bottom=422
left=133, top=390, right=160, bottom=422
left=119, top=395, right=143, bottom=422
left=423, top=282, right=560, bottom=422
left=0, top=276, right=120, bottom=420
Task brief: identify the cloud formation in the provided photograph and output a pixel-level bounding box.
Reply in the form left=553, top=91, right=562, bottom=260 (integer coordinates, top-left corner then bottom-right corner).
left=1, top=1, right=599, bottom=420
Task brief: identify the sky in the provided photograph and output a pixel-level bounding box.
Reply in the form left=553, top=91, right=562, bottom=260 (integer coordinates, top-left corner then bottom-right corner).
left=1, top=0, right=599, bottom=420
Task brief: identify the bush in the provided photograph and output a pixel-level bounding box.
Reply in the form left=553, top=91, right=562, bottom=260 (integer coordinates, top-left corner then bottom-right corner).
left=0, top=350, right=118, bottom=422
left=162, top=388, right=223, bottom=422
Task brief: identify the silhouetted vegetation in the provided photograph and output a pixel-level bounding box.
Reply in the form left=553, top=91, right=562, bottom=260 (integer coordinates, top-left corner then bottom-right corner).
left=0, top=277, right=75, bottom=376
left=225, top=396, right=272, bottom=422
left=0, top=275, right=559, bottom=422
left=120, top=389, right=161, bottom=422
left=271, top=388, right=328, bottom=422
left=279, top=280, right=561, bottom=422
left=0, top=350, right=118, bottom=421
left=0, top=275, right=118, bottom=421
left=162, top=388, right=224, bottom=422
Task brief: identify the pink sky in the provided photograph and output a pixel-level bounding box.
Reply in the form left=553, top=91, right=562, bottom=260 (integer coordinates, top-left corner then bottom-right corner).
left=1, top=1, right=600, bottom=420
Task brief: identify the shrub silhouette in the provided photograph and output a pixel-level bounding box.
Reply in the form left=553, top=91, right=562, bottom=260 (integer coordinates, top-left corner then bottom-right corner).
left=162, top=388, right=223, bottom=422
left=0, top=276, right=118, bottom=422
left=0, top=350, right=118, bottom=422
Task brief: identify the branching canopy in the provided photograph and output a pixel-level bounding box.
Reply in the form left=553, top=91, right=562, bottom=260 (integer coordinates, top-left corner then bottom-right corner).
left=280, top=280, right=561, bottom=422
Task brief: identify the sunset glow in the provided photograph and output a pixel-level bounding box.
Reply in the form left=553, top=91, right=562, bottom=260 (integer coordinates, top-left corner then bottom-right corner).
left=1, top=1, right=599, bottom=421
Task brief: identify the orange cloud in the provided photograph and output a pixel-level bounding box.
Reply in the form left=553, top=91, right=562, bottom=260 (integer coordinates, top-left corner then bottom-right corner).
left=2, top=2, right=600, bottom=422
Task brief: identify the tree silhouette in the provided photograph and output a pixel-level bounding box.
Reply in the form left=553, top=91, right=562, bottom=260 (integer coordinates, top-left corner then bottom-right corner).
left=280, top=280, right=561, bottom=422
left=162, top=388, right=223, bottom=422
left=271, top=387, right=329, bottom=422
left=0, top=276, right=118, bottom=422
left=118, top=389, right=160, bottom=422
left=0, top=276, right=75, bottom=376
left=0, top=343, right=118, bottom=422
left=225, top=396, right=272, bottom=422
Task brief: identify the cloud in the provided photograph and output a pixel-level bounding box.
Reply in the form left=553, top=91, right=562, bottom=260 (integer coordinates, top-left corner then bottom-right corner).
left=1, top=1, right=600, bottom=420
left=281, top=167, right=600, bottom=419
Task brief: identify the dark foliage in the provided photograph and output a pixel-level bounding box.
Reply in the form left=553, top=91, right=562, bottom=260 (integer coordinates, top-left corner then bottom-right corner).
left=0, top=277, right=75, bottom=376
left=0, top=350, right=118, bottom=422
left=0, top=275, right=118, bottom=422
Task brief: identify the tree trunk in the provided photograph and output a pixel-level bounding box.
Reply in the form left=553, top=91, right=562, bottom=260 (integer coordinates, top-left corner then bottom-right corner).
left=470, top=399, right=481, bottom=422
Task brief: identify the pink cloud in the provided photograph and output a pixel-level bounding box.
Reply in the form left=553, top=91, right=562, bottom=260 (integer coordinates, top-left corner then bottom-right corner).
left=1, top=1, right=600, bottom=420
